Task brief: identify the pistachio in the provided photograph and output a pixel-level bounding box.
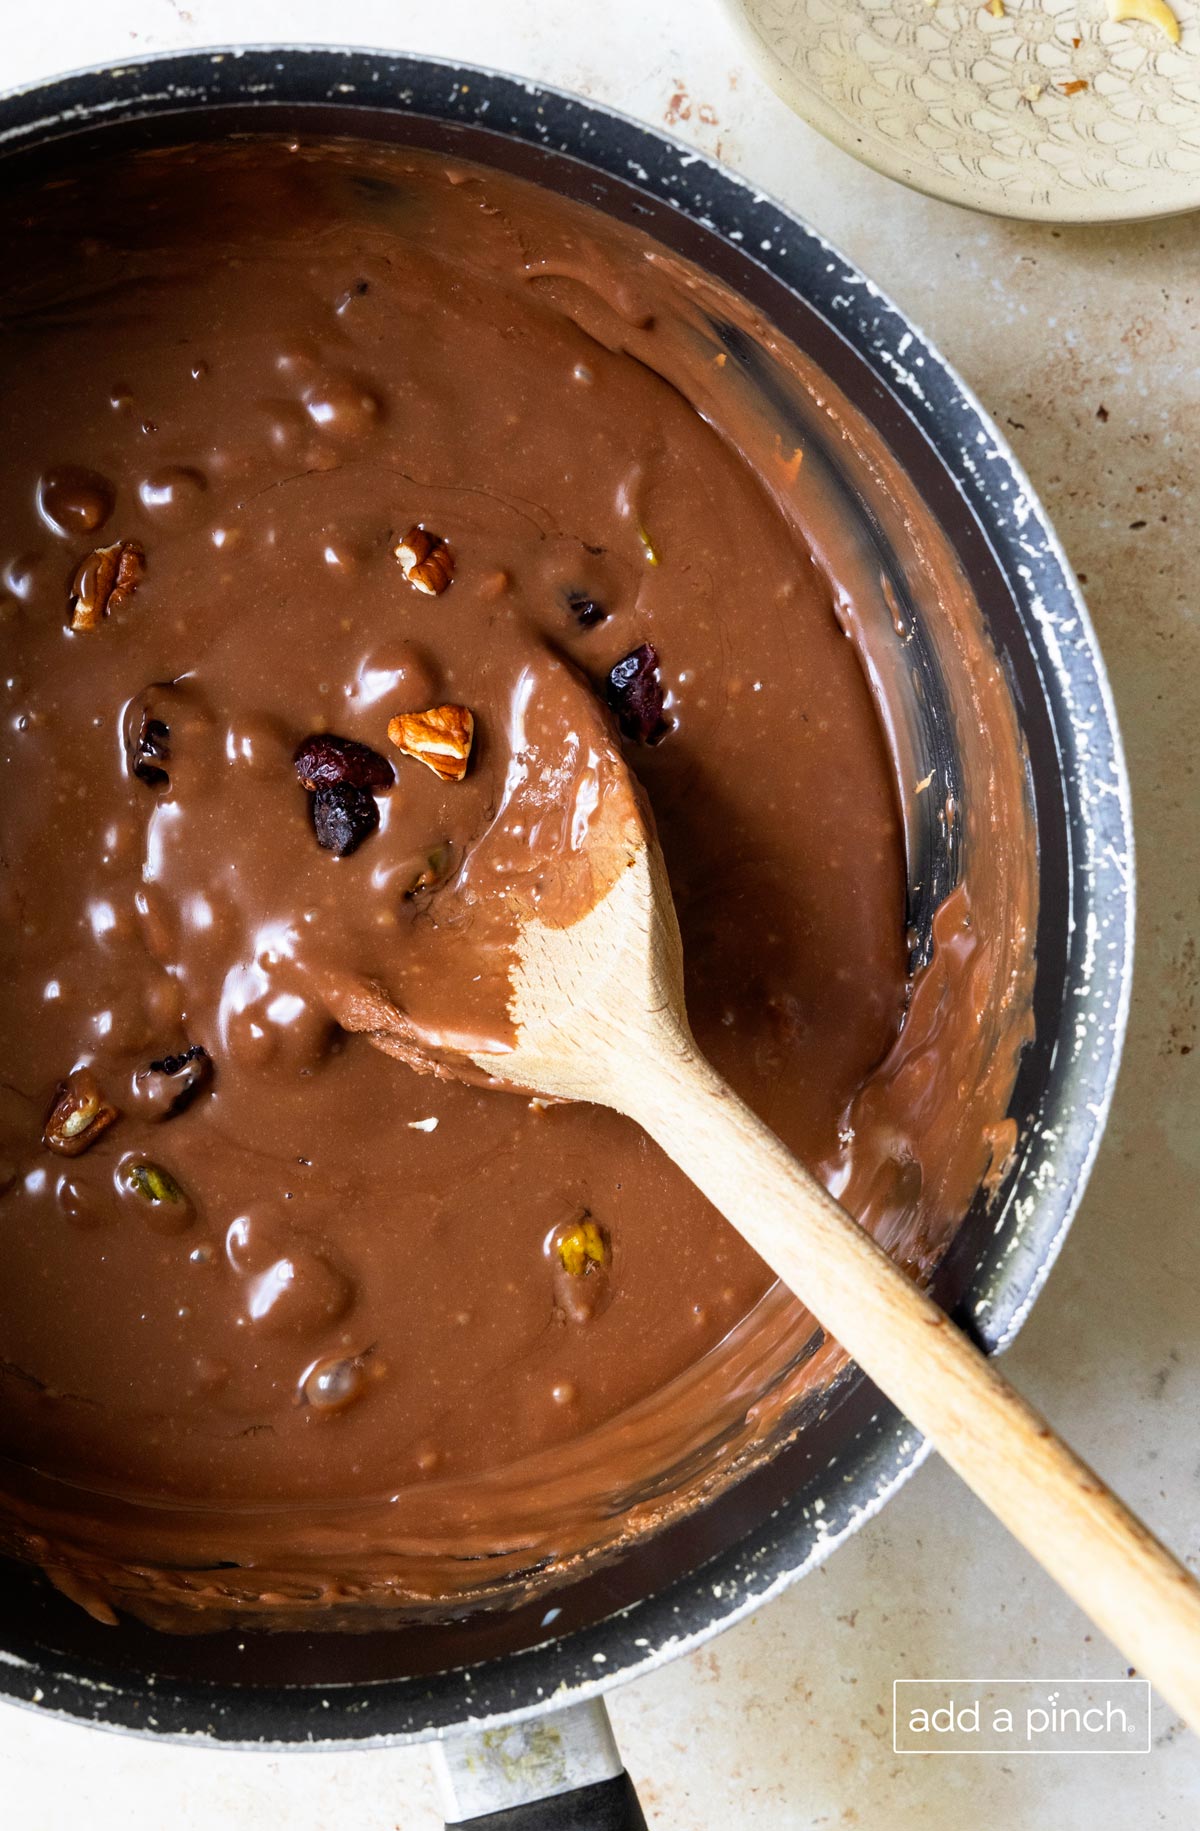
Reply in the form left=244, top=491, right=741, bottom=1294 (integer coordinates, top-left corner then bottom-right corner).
left=552, top=1214, right=612, bottom=1323
left=124, top=1160, right=186, bottom=1205
left=121, top=1157, right=195, bottom=1233
left=636, top=523, right=661, bottom=567
left=556, top=1217, right=608, bottom=1278
left=408, top=840, right=456, bottom=895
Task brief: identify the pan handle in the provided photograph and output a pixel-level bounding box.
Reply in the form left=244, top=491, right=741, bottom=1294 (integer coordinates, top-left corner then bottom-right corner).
left=432, top=1695, right=647, bottom=1829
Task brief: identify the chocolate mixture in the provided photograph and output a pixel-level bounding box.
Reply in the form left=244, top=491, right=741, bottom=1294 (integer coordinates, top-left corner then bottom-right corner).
left=0, top=139, right=1035, bottom=1629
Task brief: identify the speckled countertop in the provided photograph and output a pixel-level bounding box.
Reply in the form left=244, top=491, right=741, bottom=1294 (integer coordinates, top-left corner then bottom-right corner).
left=2, top=3, right=1198, bottom=1826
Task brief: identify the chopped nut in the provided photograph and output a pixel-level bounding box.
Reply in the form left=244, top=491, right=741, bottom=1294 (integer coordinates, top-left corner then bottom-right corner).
left=1107, top=0, right=1181, bottom=39
left=552, top=1215, right=612, bottom=1322
left=773, top=439, right=803, bottom=485
left=123, top=1160, right=186, bottom=1206
left=121, top=1157, right=195, bottom=1232
left=636, top=523, right=661, bottom=567
left=1060, top=78, right=1089, bottom=95
left=556, top=1217, right=608, bottom=1278
left=43, top=1069, right=119, bottom=1156
left=987, top=0, right=1004, bottom=15
left=394, top=525, right=454, bottom=595
left=387, top=704, right=475, bottom=781
left=69, top=540, right=144, bottom=632
left=408, top=840, right=456, bottom=894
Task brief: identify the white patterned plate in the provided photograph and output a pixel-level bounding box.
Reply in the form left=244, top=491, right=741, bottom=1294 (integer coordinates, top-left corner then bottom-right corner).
left=722, top=0, right=1200, bottom=220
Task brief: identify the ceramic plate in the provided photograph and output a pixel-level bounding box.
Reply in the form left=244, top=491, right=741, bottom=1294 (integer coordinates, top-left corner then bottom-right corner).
left=723, top=0, right=1200, bottom=221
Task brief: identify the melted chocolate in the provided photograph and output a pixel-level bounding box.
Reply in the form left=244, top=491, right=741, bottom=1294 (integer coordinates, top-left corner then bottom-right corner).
left=0, top=139, right=1035, bottom=1630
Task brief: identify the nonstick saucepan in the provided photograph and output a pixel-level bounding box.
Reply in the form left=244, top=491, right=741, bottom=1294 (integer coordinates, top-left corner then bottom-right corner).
left=0, top=47, right=1133, bottom=1829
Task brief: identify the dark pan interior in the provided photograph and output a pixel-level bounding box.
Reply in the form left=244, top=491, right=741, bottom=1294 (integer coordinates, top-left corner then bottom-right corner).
left=0, top=51, right=1130, bottom=1743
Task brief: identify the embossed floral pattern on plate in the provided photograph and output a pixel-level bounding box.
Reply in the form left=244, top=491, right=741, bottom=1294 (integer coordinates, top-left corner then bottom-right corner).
left=724, top=0, right=1200, bottom=220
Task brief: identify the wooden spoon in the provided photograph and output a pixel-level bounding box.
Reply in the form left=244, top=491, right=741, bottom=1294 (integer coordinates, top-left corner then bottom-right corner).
left=437, top=736, right=1200, bottom=1734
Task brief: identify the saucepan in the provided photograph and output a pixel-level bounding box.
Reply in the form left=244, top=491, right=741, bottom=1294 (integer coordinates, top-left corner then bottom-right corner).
left=0, top=47, right=1132, bottom=1828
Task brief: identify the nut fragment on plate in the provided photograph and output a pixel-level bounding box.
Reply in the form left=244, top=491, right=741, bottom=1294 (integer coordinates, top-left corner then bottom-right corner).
left=387, top=704, right=475, bottom=781
left=1107, top=0, right=1181, bottom=39
left=43, top=1069, right=119, bottom=1156
left=69, top=540, right=144, bottom=631
left=393, top=525, right=454, bottom=595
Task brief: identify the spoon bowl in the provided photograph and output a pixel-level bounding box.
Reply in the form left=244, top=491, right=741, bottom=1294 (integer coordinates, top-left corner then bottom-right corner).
left=358, top=664, right=1200, bottom=1739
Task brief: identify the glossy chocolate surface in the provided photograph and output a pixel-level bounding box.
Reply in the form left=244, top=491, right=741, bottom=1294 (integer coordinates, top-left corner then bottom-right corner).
left=0, top=138, right=1035, bottom=1628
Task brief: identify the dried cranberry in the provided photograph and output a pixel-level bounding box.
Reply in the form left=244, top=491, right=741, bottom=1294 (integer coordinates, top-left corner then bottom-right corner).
left=312, top=781, right=379, bottom=855
left=565, top=590, right=607, bottom=630
left=124, top=701, right=171, bottom=787
left=134, top=1043, right=212, bottom=1121
left=133, top=716, right=171, bottom=785
left=294, top=733, right=394, bottom=793
left=606, top=643, right=667, bottom=743
left=148, top=1044, right=208, bottom=1079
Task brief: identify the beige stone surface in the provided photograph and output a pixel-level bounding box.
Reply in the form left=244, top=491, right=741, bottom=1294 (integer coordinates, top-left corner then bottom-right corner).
left=1, top=2, right=1197, bottom=1825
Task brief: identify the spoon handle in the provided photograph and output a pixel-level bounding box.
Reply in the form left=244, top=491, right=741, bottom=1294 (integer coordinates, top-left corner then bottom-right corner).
left=620, top=1042, right=1200, bottom=1734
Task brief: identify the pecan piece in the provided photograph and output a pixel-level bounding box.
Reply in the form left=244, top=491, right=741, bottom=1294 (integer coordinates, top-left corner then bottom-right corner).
left=43, top=1069, right=119, bottom=1156
left=387, top=704, right=475, bottom=782
left=393, top=525, right=454, bottom=595
left=70, top=540, right=144, bottom=632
